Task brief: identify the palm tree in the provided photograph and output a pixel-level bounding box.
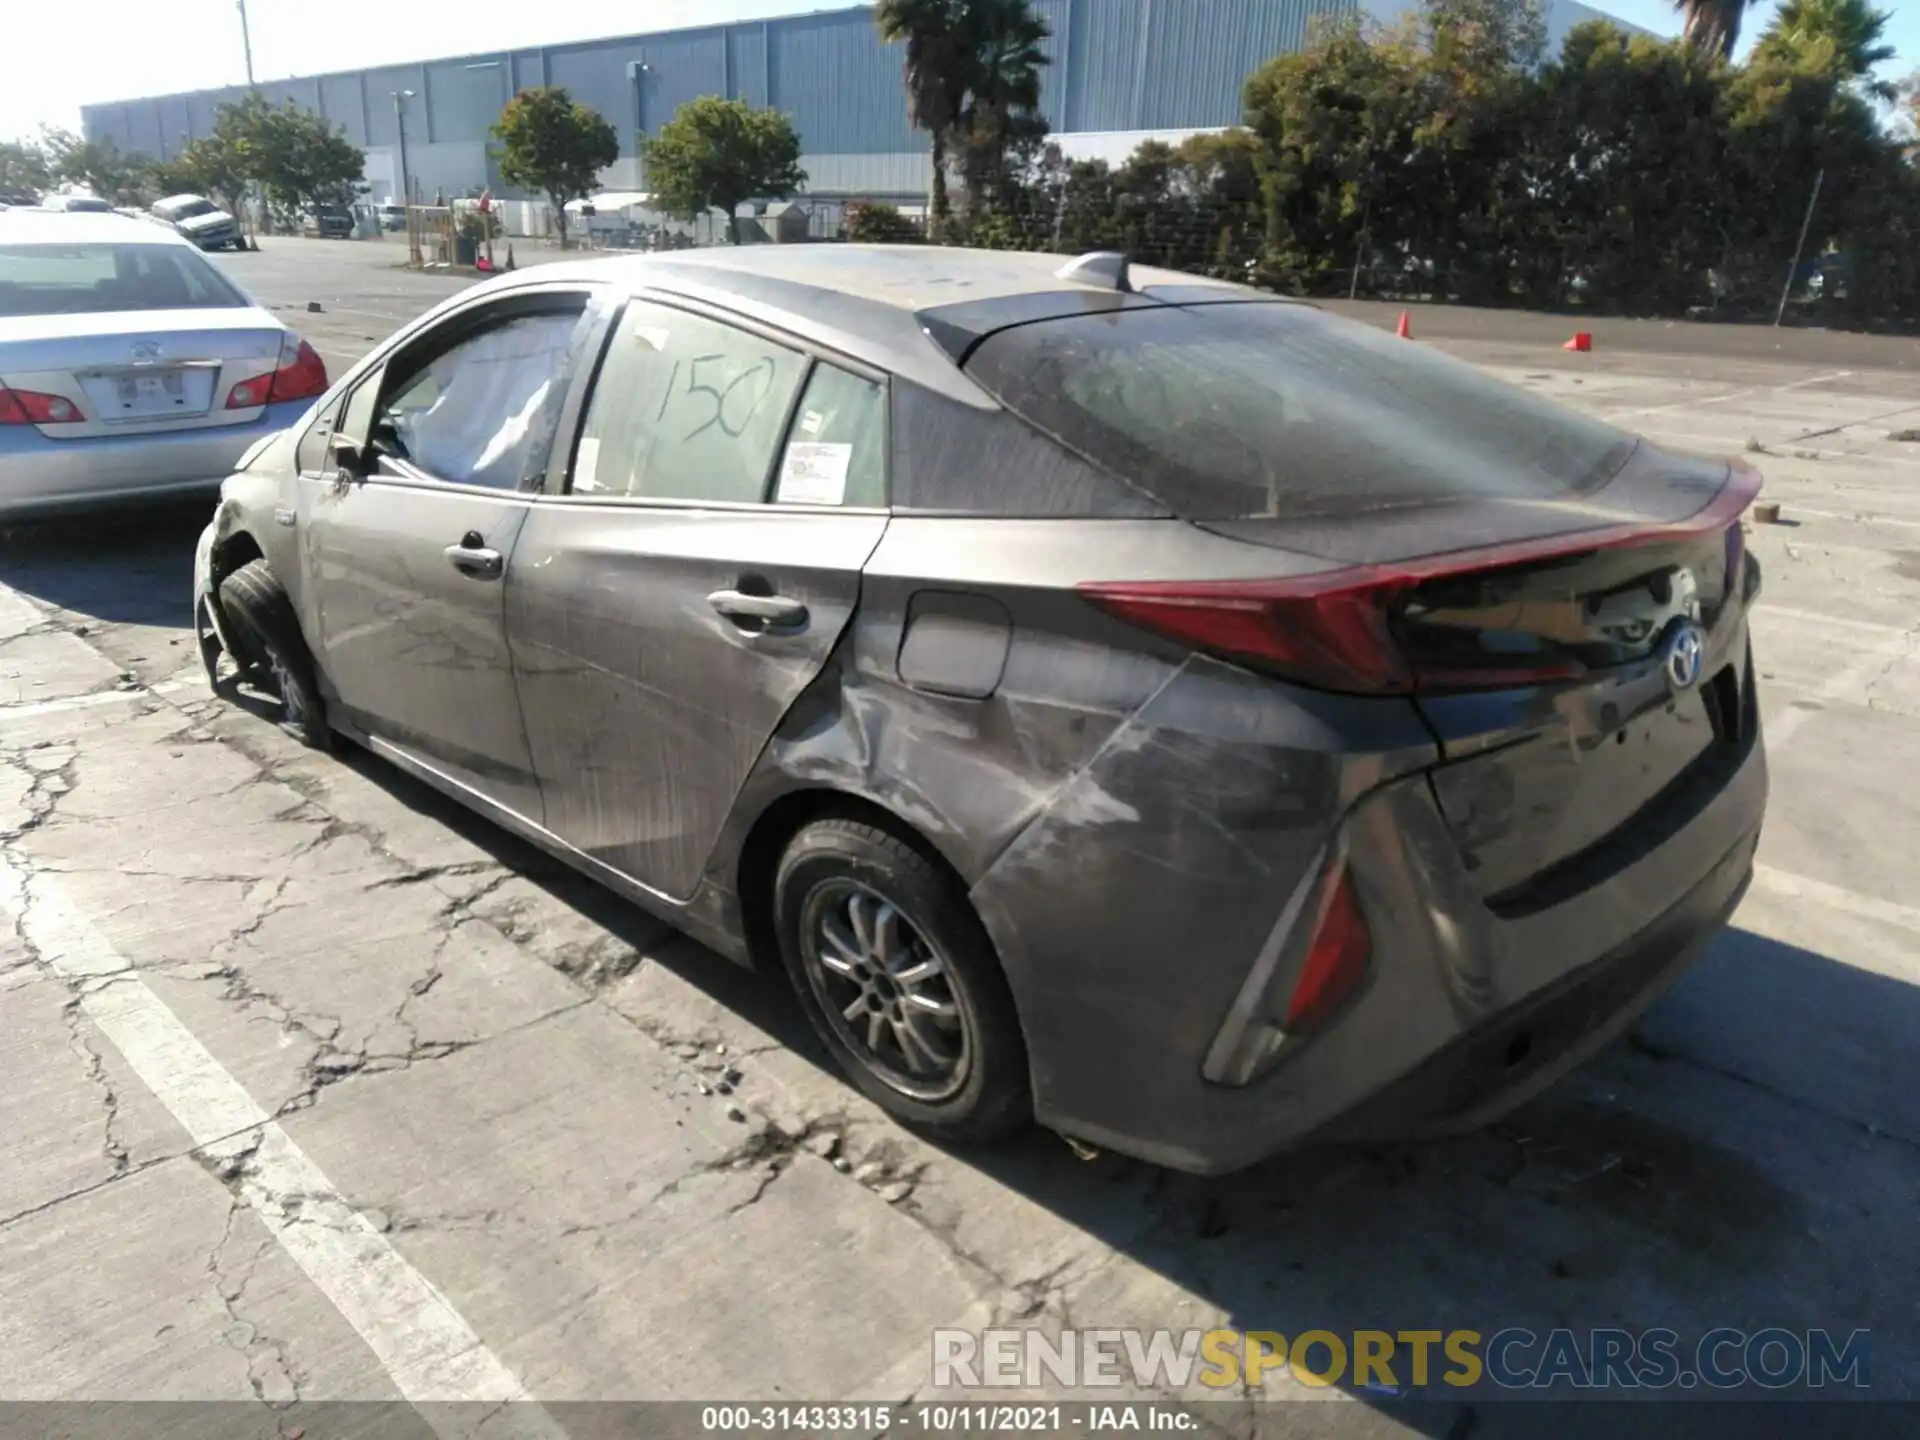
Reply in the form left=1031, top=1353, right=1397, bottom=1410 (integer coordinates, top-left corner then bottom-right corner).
left=875, top=0, right=969, bottom=238
left=958, top=0, right=1052, bottom=219
left=1754, top=0, right=1898, bottom=97
left=1672, top=0, right=1754, bottom=60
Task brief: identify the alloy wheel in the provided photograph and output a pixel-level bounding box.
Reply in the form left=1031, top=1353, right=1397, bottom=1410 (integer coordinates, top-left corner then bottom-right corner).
left=799, top=879, right=970, bottom=1102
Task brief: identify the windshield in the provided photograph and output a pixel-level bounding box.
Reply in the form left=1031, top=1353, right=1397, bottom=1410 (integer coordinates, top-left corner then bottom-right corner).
left=964, top=302, right=1637, bottom=520
left=0, top=243, right=249, bottom=316
left=169, top=200, right=220, bottom=220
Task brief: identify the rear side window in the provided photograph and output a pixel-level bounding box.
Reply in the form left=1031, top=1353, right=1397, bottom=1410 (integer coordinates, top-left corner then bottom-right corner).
left=0, top=243, right=247, bottom=317
left=964, top=303, right=1637, bottom=520
left=572, top=300, right=806, bottom=503
left=772, top=363, right=886, bottom=507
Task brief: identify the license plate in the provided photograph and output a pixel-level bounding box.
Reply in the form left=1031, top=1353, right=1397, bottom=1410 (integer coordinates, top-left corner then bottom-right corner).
left=113, top=370, right=187, bottom=414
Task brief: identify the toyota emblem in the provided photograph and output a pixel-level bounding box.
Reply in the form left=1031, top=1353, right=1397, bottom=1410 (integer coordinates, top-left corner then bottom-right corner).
left=128, top=341, right=163, bottom=365
left=1661, top=620, right=1706, bottom=693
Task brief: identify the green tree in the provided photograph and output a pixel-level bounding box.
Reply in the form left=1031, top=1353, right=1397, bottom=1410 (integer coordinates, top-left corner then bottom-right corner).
left=210, top=95, right=363, bottom=224
left=492, top=87, right=618, bottom=247
left=1673, top=0, right=1756, bottom=61
left=876, top=0, right=969, bottom=238
left=1243, top=16, right=1430, bottom=293
left=0, top=139, right=52, bottom=199
left=956, top=0, right=1052, bottom=225
left=641, top=96, right=806, bottom=244
left=1720, top=34, right=1888, bottom=309
left=1752, top=0, right=1897, bottom=98
left=1521, top=24, right=1729, bottom=311
left=845, top=199, right=922, bottom=242
left=150, top=134, right=251, bottom=216
left=39, top=127, right=149, bottom=204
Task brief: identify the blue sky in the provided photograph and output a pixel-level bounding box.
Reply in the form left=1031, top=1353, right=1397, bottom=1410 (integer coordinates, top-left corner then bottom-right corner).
left=4, top=0, right=1908, bottom=147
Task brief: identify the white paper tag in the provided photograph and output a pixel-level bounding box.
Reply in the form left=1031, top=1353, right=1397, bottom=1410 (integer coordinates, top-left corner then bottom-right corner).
left=574, top=436, right=603, bottom=493
left=775, top=442, right=851, bottom=505
left=798, top=409, right=824, bottom=436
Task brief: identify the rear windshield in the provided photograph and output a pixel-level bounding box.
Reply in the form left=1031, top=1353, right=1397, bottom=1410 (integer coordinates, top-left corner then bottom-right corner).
left=0, top=243, right=247, bottom=317
left=964, top=303, right=1637, bottom=520
left=168, top=200, right=219, bottom=220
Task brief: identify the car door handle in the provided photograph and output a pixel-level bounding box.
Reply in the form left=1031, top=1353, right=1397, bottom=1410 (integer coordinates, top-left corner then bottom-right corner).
left=708, top=589, right=808, bottom=629
left=443, top=542, right=504, bottom=579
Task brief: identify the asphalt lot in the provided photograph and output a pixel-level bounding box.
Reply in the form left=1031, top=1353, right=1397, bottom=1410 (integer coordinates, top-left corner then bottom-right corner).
left=2, top=238, right=1917, bottom=1436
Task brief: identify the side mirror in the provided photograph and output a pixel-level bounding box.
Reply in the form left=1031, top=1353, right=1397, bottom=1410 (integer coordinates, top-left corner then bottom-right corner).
left=327, top=431, right=365, bottom=486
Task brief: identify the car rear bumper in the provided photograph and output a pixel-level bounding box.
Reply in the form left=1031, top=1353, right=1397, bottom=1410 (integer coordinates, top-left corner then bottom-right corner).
left=0, top=400, right=307, bottom=520
left=971, top=656, right=1768, bottom=1175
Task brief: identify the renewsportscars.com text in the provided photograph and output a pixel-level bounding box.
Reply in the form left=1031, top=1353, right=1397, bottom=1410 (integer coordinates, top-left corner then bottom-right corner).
left=932, top=1326, right=1871, bottom=1393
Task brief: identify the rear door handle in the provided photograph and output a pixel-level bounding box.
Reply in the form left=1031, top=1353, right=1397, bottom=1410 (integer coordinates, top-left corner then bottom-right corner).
left=708, top=589, right=808, bottom=629
left=444, top=540, right=504, bottom=579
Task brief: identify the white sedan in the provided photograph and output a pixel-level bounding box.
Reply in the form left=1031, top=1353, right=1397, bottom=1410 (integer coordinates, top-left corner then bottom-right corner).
left=0, top=210, right=327, bottom=520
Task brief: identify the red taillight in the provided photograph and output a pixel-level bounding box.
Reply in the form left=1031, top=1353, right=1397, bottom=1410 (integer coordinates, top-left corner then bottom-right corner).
left=0, top=386, right=84, bottom=425
left=1079, top=576, right=1416, bottom=694
left=229, top=336, right=327, bottom=409
left=1079, top=465, right=1764, bottom=696
left=1281, top=867, right=1371, bottom=1033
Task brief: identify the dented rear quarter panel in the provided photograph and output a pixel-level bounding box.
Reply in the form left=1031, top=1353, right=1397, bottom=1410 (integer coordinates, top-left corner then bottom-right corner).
left=696, top=514, right=1443, bottom=1164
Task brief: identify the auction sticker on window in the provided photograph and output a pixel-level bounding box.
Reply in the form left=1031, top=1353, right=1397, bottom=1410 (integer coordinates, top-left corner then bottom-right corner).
left=776, top=442, right=851, bottom=505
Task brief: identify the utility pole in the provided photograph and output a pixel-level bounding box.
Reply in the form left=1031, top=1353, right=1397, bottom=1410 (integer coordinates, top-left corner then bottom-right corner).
left=1775, top=168, right=1824, bottom=329
left=236, top=0, right=255, bottom=85
left=238, top=0, right=259, bottom=244
left=393, top=90, right=415, bottom=208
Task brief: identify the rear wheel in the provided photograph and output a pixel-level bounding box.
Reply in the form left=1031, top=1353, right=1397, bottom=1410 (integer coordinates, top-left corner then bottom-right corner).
left=774, top=818, right=1030, bottom=1144
left=216, top=560, right=330, bottom=750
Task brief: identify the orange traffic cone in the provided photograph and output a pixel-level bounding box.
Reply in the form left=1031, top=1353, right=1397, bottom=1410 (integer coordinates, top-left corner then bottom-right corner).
left=1563, top=331, right=1592, bottom=352
left=1395, top=311, right=1412, bottom=339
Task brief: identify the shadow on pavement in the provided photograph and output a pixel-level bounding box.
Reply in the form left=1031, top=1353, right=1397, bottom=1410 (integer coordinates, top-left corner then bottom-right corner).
left=0, top=501, right=206, bottom=628
left=273, top=730, right=1910, bottom=1431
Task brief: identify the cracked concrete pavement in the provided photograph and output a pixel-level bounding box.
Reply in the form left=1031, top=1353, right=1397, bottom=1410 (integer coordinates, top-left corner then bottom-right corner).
left=1, top=241, right=1917, bottom=1437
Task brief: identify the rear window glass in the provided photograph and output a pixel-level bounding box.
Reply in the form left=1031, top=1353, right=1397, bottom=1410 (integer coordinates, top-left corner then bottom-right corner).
left=964, top=303, right=1637, bottom=520
left=0, top=243, right=247, bottom=317
left=162, top=199, right=218, bottom=220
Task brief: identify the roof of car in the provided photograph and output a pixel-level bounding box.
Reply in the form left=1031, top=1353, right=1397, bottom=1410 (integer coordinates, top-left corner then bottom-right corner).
left=608, top=244, right=1247, bottom=310
left=522, top=244, right=1277, bottom=407
left=0, top=210, right=189, bottom=246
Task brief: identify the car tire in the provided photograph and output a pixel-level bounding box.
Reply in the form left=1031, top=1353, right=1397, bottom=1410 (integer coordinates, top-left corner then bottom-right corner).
left=774, top=818, right=1031, bottom=1145
left=216, top=560, right=331, bottom=750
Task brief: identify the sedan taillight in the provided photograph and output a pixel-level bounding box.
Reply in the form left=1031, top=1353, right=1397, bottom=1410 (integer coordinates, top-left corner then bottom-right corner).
left=227, top=336, right=328, bottom=409
left=0, top=385, right=84, bottom=425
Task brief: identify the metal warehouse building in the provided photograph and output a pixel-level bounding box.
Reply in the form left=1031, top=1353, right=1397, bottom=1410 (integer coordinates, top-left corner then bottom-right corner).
left=81, top=0, right=1638, bottom=208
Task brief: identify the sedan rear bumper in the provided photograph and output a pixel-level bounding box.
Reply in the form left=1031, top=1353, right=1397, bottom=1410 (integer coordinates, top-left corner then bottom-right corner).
left=0, top=399, right=308, bottom=520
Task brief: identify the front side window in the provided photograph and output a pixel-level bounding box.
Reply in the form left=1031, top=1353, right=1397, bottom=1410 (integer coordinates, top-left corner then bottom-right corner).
left=371, top=310, right=581, bottom=490
left=572, top=301, right=806, bottom=503
left=0, top=243, right=247, bottom=317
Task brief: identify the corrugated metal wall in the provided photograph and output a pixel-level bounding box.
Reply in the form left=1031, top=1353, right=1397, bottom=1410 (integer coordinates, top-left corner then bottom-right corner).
left=81, top=0, right=1614, bottom=199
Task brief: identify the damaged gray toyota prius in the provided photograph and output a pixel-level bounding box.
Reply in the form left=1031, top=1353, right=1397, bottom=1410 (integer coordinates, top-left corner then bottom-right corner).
left=192, top=245, right=1767, bottom=1174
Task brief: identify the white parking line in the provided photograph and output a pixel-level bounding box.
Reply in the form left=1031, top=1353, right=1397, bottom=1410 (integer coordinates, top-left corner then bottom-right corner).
left=1606, top=369, right=1855, bottom=420
left=1760, top=623, right=1912, bottom=750
left=1752, top=605, right=1914, bottom=640
left=0, top=680, right=192, bottom=723
left=1752, top=863, right=1920, bottom=938
left=0, top=859, right=562, bottom=1438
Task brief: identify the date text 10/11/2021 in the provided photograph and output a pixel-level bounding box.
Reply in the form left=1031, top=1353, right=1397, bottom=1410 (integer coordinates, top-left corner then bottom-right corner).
left=700, top=1404, right=1197, bottom=1432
